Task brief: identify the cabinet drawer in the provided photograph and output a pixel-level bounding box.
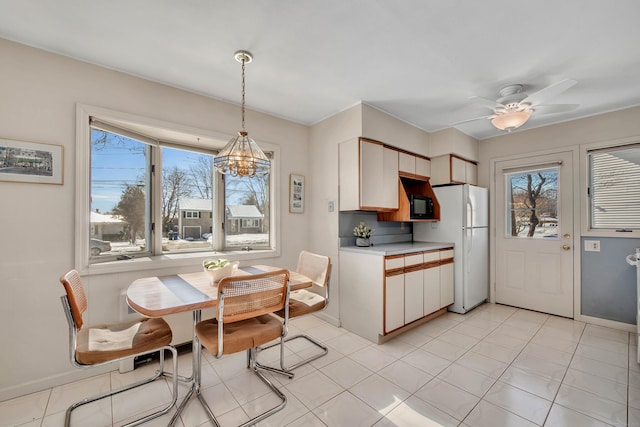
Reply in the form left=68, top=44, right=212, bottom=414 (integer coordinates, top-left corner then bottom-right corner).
left=423, top=250, right=439, bottom=263
left=440, top=249, right=454, bottom=260
left=385, top=255, right=404, bottom=270
left=404, top=253, right=423, bottom=267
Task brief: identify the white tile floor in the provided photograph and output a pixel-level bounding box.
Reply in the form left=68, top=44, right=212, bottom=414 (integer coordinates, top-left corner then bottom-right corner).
left=2, top=303, right=640, bottom=426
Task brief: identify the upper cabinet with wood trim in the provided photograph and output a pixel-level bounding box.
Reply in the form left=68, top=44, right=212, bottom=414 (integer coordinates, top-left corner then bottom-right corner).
left=398, top=152, right=431, bottom=181
left=430, top=154, right=478, bottom=186
left=339, top=138, right=399, bottom=211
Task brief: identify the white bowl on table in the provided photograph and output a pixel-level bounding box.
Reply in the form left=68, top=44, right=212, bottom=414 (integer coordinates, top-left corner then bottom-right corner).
left=203, top=261, right=239, bottom=285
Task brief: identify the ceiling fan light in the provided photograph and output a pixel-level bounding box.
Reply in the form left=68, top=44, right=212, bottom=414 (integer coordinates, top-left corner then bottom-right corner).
left=491, top=110, right=531, bottom=132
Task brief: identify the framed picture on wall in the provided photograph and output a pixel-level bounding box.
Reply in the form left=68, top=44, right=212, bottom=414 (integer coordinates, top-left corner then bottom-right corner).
left=0, top=138, right=64, bottom=185
left=289, top=174, right=304, bottom=213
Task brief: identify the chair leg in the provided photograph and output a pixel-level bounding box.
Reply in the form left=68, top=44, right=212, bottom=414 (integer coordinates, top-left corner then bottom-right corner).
left=260, top=332, right=328, bottom=373
left=238, top=348, right=287, bottom=427
left=65, top=346, right=179, bottom=427
left=254, top=339, right=295, bottom=379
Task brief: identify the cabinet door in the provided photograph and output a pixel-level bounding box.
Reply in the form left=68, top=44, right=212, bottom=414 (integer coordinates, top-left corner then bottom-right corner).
left=381, top=147, right=399, bottom=209
left=360, top=141, right=399, bottom=210
left=398, top=152, right=415, bottom=175
left=465, top=162, right=478, bottom=185
left=385, top=273, right=404, bottom=333
left=416, top=157, right=431, bottom=178
left=440, top=261, right=454, bottom=307
left=451, top=156, right=467, bottom=183
left=423, top=265, right=441, bottom=315
left=360, top=140, right=383, bottom=208
left=404, top=268, right=423, bottom=324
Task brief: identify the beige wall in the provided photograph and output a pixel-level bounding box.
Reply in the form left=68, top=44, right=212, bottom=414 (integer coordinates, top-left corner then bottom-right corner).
left=0, top=38, right=309, bottom=400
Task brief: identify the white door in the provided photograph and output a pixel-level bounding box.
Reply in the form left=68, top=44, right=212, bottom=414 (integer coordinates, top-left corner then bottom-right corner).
left=495, top=152, right=574, bottom=318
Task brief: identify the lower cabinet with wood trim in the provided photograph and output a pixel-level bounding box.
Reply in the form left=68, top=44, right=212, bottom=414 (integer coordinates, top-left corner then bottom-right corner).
left=340, top=244, right=454, bottom=344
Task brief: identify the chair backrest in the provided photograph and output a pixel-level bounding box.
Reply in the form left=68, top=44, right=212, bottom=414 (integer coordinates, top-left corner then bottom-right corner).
left=217, top=269, right=289, bottom=324
left=296, top=251, right=331, bottom=288
left=59, top=270, right=88, bottom=330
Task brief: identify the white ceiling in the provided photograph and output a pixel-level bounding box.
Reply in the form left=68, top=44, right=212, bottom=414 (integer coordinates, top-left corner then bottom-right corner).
left=2, top=0, right=640, bottom=140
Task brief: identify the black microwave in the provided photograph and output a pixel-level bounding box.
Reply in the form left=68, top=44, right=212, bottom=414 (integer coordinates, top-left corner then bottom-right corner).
left=409, top=195, right=434, bottom=219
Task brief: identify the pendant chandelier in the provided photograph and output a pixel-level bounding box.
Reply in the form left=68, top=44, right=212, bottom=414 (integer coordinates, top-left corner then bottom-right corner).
left=213, top=50, right=270, bottom=177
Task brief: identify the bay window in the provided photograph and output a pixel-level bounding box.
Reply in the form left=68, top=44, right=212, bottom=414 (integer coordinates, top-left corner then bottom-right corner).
left=76, top=105, right=276, bottom=273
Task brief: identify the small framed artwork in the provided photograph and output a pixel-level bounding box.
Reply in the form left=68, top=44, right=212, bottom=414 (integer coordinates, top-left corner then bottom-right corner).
left=0, top=138, right=64, bottom=185
left=289, top=173, right=305, bottom=213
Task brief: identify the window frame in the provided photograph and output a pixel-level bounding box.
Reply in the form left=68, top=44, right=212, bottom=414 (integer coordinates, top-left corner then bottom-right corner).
left=581, top=135, right=640, bottom=238
left=76, top=104, right=280, bottom=276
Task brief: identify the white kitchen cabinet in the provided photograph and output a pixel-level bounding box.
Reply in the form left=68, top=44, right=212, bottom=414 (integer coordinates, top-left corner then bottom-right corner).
left=339, top=138, right=398, bottom=211
left=440, top=249, right=455, bottom=307
left=465, top=161, right=478, bottom=185
left=385, top=271, right=405, bottom=332
left=430, top=154, right=477, bottom=186
left=339, top=245, right=455, bottom=344
left=404, top=267, right=424, bottom=324
left=399, top=152, right=431, bottom=180
left=422, top=250, right=441, bottom=316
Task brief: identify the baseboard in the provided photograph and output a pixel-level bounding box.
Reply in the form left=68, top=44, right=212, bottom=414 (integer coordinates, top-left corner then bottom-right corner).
left=0, top=364, right=113, bottom=403
left=314, top=312, right=340, bottom=327
left=577, top=314, right=636, bottom=333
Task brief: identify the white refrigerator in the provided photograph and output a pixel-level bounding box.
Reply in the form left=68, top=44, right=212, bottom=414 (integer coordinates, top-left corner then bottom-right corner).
left=413, top=184, right=488, bottom=314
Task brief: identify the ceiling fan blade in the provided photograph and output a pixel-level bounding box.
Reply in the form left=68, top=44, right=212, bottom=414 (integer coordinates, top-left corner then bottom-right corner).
left=450, top=114, right=494, bottom=126
left=521, top=79, right=577, bottom=106
left=469, top=95, right=503, bottom=111
left=533, top=104, right=580, bottom=114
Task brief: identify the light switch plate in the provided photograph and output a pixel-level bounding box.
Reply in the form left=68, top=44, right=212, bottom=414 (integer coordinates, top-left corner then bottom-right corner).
left=584, top=240, right=600, bottom=252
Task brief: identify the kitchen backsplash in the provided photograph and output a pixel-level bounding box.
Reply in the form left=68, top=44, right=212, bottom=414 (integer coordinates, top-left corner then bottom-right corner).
left=339, top=211, right=412, bottom=246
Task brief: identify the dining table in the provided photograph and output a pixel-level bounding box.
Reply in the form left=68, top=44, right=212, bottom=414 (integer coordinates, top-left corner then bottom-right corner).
left=126, top=264, right=312, bottom=425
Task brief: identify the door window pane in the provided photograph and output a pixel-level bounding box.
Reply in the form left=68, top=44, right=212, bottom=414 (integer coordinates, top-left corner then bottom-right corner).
left=224, top=174, right=270, bottom=249
left=90, top=130, right=151, bottom=258
left=505, top=168, right=559, bottom=239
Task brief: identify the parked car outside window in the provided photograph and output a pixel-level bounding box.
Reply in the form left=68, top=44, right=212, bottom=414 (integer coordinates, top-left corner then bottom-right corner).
left=90, top=238, right=112, bottom=256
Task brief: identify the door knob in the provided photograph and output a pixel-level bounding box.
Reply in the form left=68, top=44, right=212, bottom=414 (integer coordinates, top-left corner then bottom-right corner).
left=562, top=244, right=571, bottom=251
left=563, top=233, right=570, bottom=239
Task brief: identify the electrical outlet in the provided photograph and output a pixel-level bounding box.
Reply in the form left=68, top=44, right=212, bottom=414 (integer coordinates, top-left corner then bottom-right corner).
left=584, top=240, right=600, bottom=252
left=327, top=201, right=334, bottom=212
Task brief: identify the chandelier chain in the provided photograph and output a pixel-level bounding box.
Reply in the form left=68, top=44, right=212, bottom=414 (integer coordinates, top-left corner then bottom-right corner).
left=241, top=56, right=246, bottom=132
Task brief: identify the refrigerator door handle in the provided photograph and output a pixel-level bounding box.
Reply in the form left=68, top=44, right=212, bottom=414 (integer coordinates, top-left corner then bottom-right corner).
left=466, top=196, right=473, bottom=229
left=466, top=228, right=472, bottom=274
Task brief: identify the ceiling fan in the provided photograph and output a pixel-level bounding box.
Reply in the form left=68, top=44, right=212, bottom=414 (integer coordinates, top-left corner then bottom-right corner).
left=454, top=79, right=579, bottom=132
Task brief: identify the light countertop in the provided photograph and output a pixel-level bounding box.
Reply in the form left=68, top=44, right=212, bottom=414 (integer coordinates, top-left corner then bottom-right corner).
left=339, top=241, right=454, bottom=256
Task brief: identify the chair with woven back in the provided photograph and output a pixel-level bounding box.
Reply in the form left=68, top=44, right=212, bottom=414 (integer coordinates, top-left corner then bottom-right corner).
left=194, top=268, right=292, bottom=427
left=261, top=250, right=332, bottom=373
left=58, top=269, right=178, bottom=426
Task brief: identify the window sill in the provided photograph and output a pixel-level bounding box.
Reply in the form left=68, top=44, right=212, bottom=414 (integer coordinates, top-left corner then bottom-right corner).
left=80, top=248, right=280, bottom=276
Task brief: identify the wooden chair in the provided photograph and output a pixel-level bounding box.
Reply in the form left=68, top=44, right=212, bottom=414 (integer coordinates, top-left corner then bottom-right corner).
left=59, top=270, right=178, bottom=427
left=194, top=269, right=292, bottom=427
left=262, top=251, right=332, bottom=372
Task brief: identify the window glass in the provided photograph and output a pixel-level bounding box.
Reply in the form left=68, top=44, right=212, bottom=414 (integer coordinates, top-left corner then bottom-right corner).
left=224, top=174, right=270, bottom=249
left=589, top=145, right=640, bottom=230
left=161, top=146, right=214, bottom=253
left=90, top=129, right=151, bottom=259
left=86, top=117, right=273, bottom=264
left=505, top=167, right=559, bottom=239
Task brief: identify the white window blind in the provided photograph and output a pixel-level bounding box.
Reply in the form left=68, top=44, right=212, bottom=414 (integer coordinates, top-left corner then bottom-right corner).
left=589, top=144, right=640, bottom=230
